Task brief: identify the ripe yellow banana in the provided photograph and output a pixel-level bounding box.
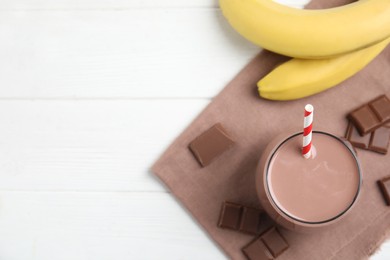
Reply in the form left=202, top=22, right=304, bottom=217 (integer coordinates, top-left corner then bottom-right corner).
left=258, top=38, right=390, bottom=100
left=219, top=0, right=390, bottom=58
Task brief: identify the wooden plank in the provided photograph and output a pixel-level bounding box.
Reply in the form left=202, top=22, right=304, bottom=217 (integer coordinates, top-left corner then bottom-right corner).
left=0, top=100, right=208, bottom=191
left=0, top=0, right=308, bottom=10
left=0, top=191, right=225, bottom=259
left=0, top=9, right=259, bottom=98
left=0, top=0, right=219, bottom=9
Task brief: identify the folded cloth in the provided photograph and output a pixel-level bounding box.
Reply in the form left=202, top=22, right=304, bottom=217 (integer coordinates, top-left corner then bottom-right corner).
left=152, top=0, right=390, bottom=258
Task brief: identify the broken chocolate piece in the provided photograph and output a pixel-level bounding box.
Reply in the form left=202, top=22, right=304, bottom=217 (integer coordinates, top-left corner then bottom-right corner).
left=348, top=105, right=381, bottom=136
left=345, top=122, right=390, bottom=154
left=345, top=122, right=371, bottom=149
left=369, top=126, right=390, bottom=154
left=369, top=95, right=390, bottom=122
left=242, top=239, right=274, bottom=260
left=218, top=201, right=273, bottom=235
left=240, top=207, right=263, bottom=234
left=348, top=95, right=390, bottom=136
left=218, top=202, right=242, bottom=229
left=378, top=176, right=390, bottom=206
left=242, top=226, right=289, bottom=260
left=188, top=123, right=234, bottom=167
left=260, top=227, right=289, bottom=258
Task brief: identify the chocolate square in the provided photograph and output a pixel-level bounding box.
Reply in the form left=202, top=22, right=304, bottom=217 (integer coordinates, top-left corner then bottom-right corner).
left=218, top=202, right=242, bottom=229
left=369, top=126, right=390, bottom=154
left=242, top=238, right=273, bottom=260
left=378, top=176, right=390, bottom=206
left=346, top=121, right=390, bottom=154
left=369, top=95, right=390, bottom=122
left=218, top=201, right=274, bottom=236
left=239, top=207, right=263, bottom=235
left=260, top=227, right=289, bottom=258
left=347, top=95, right=390, bottom=136
left=348, top=105, right=380, bottom=136
left=188, top=123, right=235, bottom=167
left=345, top=122, right=370, bottom=149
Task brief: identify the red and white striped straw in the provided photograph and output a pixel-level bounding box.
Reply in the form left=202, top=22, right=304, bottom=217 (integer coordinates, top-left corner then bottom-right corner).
left=302, top=104, right=314, bottom=159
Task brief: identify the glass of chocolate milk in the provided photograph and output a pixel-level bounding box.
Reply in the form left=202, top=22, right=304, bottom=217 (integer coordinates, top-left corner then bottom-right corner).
left=256, top=131, right=362, bottom=232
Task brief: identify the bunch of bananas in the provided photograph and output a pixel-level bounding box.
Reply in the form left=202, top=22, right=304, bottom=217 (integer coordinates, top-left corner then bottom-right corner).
left=219, top=0, right=390, bottom=100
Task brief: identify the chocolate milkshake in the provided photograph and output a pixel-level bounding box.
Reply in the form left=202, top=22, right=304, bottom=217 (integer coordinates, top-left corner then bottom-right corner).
left=256, top=131, right=362, bottom=232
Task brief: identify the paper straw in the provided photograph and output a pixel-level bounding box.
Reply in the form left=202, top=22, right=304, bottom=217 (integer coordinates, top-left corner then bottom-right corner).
left=302, top=104, right=313, bottom=159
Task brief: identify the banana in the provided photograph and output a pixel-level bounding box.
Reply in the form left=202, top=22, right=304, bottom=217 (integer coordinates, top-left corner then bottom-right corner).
left=219, top=0, right=390, bottom=58
left=258, top=38, right=390, bottom=100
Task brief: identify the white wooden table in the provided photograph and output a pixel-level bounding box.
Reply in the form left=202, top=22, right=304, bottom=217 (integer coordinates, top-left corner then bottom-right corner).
left=0, top=0, right=389, bottom=259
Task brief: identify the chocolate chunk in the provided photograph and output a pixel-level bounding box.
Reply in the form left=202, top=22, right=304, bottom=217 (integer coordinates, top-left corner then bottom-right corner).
left=218, top=202, right=242, bottom=229
left=378, top=176, right=390, bottom=206
left=242, top=226, right=289, bottom=260
left=260, top=227, right=289, bottom=258
left=242, top=239, right=274, bottom=260
left=348, top=95, right=390, bottom=136
left=188, top=123, right=234, bottom=167
left=345, top=121, right=370, bottom=149
left=240, top=210, right=273, bottom=235
left=218, top=201, right=273, bottom=235
left=348, top=105, right=381, bottom=135
left=240, top=207, right=264, bottom=234
left=346, top=122, right=390, bottom=154
left=370, top=95, right=390, bottom=122
left=369, top=126, right=390, bottom=154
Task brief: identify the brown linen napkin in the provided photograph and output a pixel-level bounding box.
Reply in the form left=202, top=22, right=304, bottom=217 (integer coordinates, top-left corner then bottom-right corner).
left=152, top=0, right=390, bottom=258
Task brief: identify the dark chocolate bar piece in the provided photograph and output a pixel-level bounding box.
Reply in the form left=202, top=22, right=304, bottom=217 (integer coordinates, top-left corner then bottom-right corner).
left=242, top=239, right=274, bottom=260
left=218, top=201, right=273, bottom=235
left=260, top=227, right=289, bottom=258
left=188, top=123, right=234, bottom=167
left=348, top=95, right=390, bottom=136
left=241, top=208, right=275, bottom=235
left=370, top=95, right=390, bottom=122
left=378, top=176, right=390, bottom=206
left=345, top=122, right=390, bottom=154
left=240, top=207, right=261, bottom=234
left=345, top=121, right=371, bottom=149
left=369, top=126, right=390, bottom=154
left=218, top=202, right=242, bottom=229
left=242, top=227, right=289, bottom=260
left=348, top=105, right=380, bottom=135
